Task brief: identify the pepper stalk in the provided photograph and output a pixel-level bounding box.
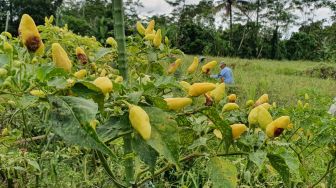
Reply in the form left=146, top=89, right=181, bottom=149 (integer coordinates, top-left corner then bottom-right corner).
left=113, top=0, right=134, bottom=186
left=113, top=0, right=128, bottom=80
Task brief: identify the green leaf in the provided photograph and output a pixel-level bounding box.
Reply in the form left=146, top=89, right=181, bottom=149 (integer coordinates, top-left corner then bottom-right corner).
left=127, top=91, right=143, bottom=104
left=249, top=150, right=267, bottom=168
left=132, top=134, right=158, bottom=174
left=147, top=51, right=157, bottom=62
left=188, top=137, right=207, bottom=150
left=153, top=75, right=180, bottom=89
left=179, top=127, right=197, bottom=147
left=208, top=157, right=237, bottom=188
left=176, top=115, right=192, bottom=127
left=14, top=166, right=26, bottom=171
left=96, top=116, right=130, bottom=143
left=0, top=54, right=9, bottom=67
left=170, top=49, right=184, bottom=55
left=144, top=107, right=180, bottom=166
left=94, top=47, right=112, bottom=61
left=47, top=77, right=68, bottom=89
left=149, top=62, right=164, bottom=75
left=36, top=65, right=68, bottom=81
left=276, top=147, right=301, bottom=180
left=18, top=95, right=38, bottom=109
left=27, top=160, right=41, bottom=172
left=71, top=81, right=105, bottom=112
left=48, top=96, right=113, bottom=156
left=201, top=107, right=232, bottom=152
left=36, top=66, right=52, bottom=81
left=267, top=153, right=290, bottom=186
left=144, top=95, right=168, bottom=110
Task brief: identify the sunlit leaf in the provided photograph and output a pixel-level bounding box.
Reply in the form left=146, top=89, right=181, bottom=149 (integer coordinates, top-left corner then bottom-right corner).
left=201, top=107, right=232, bottom=152
left=71, top=81, right=105, bottom=111
left=0, top=54, right=9, bottom=67
left=208, top=157, right=237, bottom=188
left=144, top=107, right=180, bottom=166
left=94, top=47, right=112, bottom=61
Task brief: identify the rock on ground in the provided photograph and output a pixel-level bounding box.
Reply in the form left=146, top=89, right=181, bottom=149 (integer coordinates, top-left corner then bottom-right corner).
left=329, top=97, right=336, bottom=116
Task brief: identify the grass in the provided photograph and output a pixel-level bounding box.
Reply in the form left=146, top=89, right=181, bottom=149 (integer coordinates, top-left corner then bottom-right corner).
left=179, top=55, right=336, bottom=107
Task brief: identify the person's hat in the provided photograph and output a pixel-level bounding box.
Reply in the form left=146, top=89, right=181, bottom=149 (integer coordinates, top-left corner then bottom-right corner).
left=220, top=61, right=226, bottom=66
left=199, top=56, right=206, bottom=63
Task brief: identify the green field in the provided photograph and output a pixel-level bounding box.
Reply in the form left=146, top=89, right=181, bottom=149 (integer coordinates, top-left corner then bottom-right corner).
left=181, top=55, right=336, bottom=107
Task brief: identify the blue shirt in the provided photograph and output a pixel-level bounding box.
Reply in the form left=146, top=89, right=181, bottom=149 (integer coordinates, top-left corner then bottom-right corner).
left=211, top=67, right=234, bottom=84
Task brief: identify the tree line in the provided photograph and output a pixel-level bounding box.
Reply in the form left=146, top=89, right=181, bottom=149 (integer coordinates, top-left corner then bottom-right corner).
left=1, top=0, right=335, bottom=62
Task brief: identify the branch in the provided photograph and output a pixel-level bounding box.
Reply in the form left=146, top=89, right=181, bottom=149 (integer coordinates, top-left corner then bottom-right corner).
left=311, top=157, right=336, bottom=188
left=0, top=91, right=23, bottom=96
left=288, top=144, right=303, bottom=164
left=105, top=130, right=132, bottom=143
left=15, top=134, right=51, bottom=145
left=96, top=150, right=126, bottom=188
left=177, top=106, right=209, bottom=116
left=136, top=152, right=248, bottom=186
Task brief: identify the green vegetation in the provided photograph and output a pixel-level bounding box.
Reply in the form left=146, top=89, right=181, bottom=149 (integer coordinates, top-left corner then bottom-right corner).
left=180, top=56, right=336, bottom=105
left=0, top=1, right=335, bottom=188
left=1, top=0, right=336, bottom=61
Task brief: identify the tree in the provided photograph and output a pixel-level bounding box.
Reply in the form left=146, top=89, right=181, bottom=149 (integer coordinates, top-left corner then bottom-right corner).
left=0, top=0, right=11, bottom=31
left=212, top=1, right=257, bottom=50
left=58, top=0, right=142, bottom=42
left=0, top=0, right=63, bottom=35
left=262, top=0, right=297, bottom=59
left=162, top=0, right=216, bottom=51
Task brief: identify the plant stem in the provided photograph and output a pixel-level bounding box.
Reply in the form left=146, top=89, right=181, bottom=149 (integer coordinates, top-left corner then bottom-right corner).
left=15, top=134, right=51, bottom=145
left=288, top=144, right=303, bottom=164
left=177, top=106, right=209, bottom=116
left=327, top=157, right=335, bottom=187
left=123, top=134, right=135, bottom=186
left=113, top=1, right=135, bottom=185
left=113, top=0, right=127, bottom=81
left=311, top=157, right=336, bottom=187
left=104, top=130, right=132, bottom=143
left=136, top=152, right=248, bottom=186
left=96, top=150, right=126, bottom=188
left=5, top=11, right=10, bottom=32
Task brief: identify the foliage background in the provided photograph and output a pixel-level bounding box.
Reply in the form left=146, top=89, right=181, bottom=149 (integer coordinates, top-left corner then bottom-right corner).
left=1, top=0, right=336, bottom=62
